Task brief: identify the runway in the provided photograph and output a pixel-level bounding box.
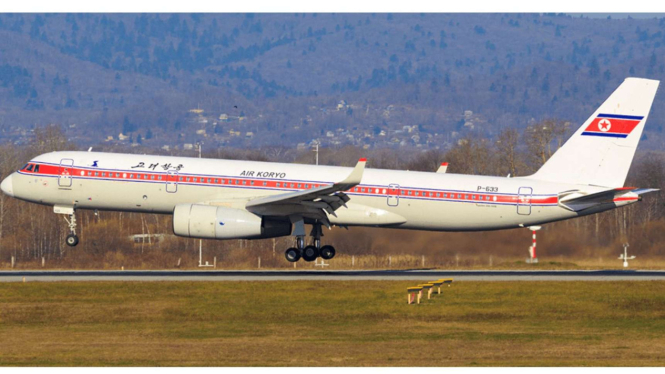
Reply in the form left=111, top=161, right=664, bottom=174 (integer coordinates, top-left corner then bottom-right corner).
left=1, top=269, right=665, bottom=282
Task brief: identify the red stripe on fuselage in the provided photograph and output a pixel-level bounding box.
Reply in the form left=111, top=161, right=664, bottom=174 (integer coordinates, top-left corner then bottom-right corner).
left=19, top=162, right=560, bottom=206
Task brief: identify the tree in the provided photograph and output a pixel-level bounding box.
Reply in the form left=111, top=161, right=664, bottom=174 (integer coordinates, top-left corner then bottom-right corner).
left=122, top=116, right=135, bottom=134
left=31, top=124, right=76, bottom=154
left=496, top=128, right=522, bottom=177
left=523, top=119, right=570, bottom=171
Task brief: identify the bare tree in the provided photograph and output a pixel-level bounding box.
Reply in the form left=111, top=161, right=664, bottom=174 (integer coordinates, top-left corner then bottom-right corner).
left=523, top=118, right=570, bottom=171
left=496, top=128, right=523, bottom=177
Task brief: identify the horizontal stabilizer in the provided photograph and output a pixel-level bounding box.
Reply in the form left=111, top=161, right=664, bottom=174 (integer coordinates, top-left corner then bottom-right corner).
left=559, top=187, right=658, bottom=212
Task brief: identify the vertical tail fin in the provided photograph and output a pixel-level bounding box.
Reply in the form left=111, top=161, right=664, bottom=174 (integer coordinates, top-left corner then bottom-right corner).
left=530, top=77, right=660, bottom=187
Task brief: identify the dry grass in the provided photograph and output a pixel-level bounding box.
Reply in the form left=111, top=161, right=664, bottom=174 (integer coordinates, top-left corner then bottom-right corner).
left=1, top=281, right=665, bottom=366
left=7, top=253, right=665, bottom=271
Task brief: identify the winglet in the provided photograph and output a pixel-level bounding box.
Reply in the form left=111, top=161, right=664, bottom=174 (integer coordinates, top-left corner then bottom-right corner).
left=436, top=162, right=448, bottom=173
left=338, top=158, right=366, bottom=187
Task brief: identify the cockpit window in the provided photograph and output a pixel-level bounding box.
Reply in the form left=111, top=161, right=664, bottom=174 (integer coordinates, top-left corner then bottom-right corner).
left=21, top=164, right=29, bottom=171
left=26, top=164, right=34, bottom=172
left=33, top=164, right=40, bottom=173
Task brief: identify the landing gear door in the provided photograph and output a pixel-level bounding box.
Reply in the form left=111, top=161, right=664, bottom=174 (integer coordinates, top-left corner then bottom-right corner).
left=387, top=184, right=400, bottom=207
left=166, top=170, right=178, bottom=193
left=58, top=158, right=74, bottom=188
left=517, top=187, right=533, bottom=215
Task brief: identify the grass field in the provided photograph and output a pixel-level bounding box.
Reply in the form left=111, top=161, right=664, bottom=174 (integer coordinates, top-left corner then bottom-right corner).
left=1, top=281, right=665, bottom=366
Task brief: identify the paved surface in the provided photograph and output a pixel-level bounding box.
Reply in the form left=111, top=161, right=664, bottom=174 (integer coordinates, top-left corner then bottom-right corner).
left=1, top=269, right=665, bottom=282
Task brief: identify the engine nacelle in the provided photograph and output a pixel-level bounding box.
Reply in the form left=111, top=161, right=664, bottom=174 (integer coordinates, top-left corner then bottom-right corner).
left=172, top=204, right=291, bottom=240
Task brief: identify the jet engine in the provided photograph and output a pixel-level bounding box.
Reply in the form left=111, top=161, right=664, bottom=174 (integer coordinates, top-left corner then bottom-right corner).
left=172, top=204, right=291, bottom=240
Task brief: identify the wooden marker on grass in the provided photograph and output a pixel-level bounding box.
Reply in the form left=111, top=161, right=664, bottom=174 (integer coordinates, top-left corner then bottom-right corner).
left=431, top=280, right=444, bottom=295
left=422, top=283, right=434, bottom=300
left=407, top=286, right=423, bottom=304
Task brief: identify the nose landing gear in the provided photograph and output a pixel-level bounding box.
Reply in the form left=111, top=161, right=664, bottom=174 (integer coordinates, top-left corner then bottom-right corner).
left=66, top=234, right=79, bottom=247
left=64, top=211, right=79, bottom=247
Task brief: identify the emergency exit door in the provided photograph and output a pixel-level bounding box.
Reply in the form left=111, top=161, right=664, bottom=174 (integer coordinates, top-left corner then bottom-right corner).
left=58, top=158, right=74, bottom=187
left=517, top=187, right=533, bottom=215
left=166, top=170, right=178, bottom=193
left=387, top=184, right=400, bottom=206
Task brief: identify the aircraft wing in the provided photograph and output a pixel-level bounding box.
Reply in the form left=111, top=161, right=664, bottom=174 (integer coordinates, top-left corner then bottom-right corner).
left=245, top=158, right=366, bottom=226
left=559, top=187, right=659, bottom=212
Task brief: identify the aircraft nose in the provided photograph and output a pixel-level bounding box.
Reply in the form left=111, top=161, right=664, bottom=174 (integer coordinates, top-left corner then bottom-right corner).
left=1, top=173, right=14, bottom=197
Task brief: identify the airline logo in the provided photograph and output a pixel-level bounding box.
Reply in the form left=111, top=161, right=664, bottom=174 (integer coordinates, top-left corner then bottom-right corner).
left=581, top=113, right=644, bottom=138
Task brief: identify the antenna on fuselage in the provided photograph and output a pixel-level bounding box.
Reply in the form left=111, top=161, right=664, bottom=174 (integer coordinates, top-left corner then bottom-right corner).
left=88, top=147, right=93, bottom=152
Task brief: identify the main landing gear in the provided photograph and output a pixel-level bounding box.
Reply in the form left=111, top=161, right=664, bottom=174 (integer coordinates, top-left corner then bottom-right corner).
left=284, top=222, right=336, bottom=263
left=64, top=211, right=79, bottom=247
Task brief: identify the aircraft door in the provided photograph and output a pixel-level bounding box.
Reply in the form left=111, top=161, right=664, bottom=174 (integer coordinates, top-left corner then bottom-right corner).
left=517, top=187, right=533, bottom=215
left=387, top=184, right=400, bottom=207
left=166, top=170, right=178, bottom=193
left=58, top=158, right=74, bottom=187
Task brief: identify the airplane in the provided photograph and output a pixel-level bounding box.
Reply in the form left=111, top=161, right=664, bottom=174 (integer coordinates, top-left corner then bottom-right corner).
left=0, top=77, right=660, bottom=263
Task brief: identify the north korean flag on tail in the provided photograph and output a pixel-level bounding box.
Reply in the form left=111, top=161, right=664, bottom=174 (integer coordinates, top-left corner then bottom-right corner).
left=581, top=113, right=644, bottom=138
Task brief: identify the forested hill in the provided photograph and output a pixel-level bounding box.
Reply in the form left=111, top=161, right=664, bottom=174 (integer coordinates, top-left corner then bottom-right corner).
left=1, top=13, right=665, bottom=150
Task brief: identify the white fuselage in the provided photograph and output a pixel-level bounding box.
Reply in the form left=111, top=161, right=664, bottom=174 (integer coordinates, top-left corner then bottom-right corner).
left=2, top=151, right=634, bottom=232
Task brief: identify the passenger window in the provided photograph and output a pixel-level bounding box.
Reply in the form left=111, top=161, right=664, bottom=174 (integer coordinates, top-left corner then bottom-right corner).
left=151, top=175, right=155, bottom=180
left=263, top=181, right=267, bottom=186
left=276, top=182, right=281, bottom=187
left=251, top=181, right=254, bottom=185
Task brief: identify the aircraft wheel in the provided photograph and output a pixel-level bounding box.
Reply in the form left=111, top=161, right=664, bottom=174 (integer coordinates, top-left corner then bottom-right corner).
left=302, top=245, right=319, bottom=262
left=285, top=247, right=301, bottom=262
left=320, top=245, right=336, bottom=260
left=66, top=234, right=79, bottom=247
